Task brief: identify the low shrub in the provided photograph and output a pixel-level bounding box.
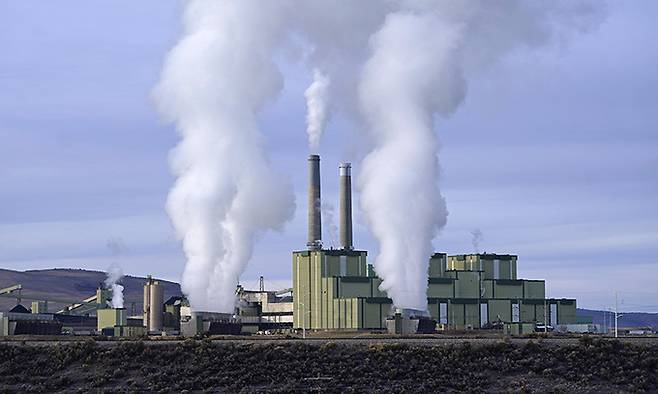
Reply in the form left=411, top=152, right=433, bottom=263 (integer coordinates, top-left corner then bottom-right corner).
left=0, top=338, right=656, bottom=391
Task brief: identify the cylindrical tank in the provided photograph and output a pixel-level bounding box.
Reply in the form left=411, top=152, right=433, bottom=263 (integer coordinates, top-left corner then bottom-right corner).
left=143, top=276, right=164, bottom=332
left=307, top=154, right=322, bottom=250
left=339, top=162, right=353, bottom=250
left=149, top=281, right=164, bottom=331
left=143, top=280, right=150, bottom=329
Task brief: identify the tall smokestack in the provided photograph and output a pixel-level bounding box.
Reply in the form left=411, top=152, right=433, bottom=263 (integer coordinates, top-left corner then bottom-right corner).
left=339, top=163, right=353, bottom=250
left=307, top=155, right=322, bottom=250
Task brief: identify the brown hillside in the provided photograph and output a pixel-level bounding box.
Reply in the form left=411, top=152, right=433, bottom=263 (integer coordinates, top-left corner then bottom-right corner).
left=0, top=268, right=182, bottom=315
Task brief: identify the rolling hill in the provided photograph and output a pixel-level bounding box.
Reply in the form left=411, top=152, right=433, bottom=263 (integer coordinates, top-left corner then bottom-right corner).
left=577, top=308, right=658, bottom=330
left=0, top=268, right=182, bottom=315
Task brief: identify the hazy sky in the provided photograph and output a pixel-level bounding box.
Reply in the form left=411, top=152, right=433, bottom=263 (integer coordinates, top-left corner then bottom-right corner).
left=1, top=1, right=657, bottom=312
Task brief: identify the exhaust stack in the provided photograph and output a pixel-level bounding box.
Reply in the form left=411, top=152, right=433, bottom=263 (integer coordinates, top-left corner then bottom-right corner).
left=307, top=155, right=322, bottom=250
left=339, top=163, right=353, bottom=250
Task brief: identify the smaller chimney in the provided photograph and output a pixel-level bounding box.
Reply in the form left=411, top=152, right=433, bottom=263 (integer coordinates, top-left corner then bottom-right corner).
left=339, top=163, right=353, bottom=250
left=307, top=155, right=322, bottom=250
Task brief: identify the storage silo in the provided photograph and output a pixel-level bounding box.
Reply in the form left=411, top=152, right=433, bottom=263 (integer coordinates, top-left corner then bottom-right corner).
left=143, top=276, right=164, bottom=332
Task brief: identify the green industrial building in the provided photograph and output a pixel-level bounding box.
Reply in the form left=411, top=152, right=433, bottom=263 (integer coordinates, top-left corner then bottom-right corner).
left=293, top=155, right=577, bottom=331
left=293, top=250, right=577, bottom=330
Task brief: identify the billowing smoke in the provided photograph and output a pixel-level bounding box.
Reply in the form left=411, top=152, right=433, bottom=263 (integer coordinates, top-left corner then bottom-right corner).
left=304, top=69, right=331, bottom=151
left=358, top=12, right=459, bottom=310
left=154, top=2, right=295, bottom=312
left=471, top=229, right=484, bottom=254
left=354, top=2, right=603, bottom=311
left=322, top=202, right=338, bottom=248
left=105, top=264, right=124, bottom=309
left=105, top=238, right=126, bottom=309
left=106, top=237, right=127, bottom=256
left=157, top=1, right=604, bottom=313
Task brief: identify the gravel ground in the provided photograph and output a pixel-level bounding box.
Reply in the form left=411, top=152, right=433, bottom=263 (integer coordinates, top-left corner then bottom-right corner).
left=0, top=336, right=656, bottom=392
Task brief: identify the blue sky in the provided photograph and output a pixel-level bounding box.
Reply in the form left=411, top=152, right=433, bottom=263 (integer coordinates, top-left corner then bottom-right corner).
left=1, top=1, right=657, bottom=312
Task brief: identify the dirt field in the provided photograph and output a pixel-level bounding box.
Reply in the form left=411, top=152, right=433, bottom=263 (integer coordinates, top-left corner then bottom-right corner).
left=0, top=336, right=656, bottom=392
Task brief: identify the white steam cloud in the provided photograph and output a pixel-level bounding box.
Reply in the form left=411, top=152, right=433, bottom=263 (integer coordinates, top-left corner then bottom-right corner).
left=355, top=3, right=603, bottom=310
left=106, top=237, right=127, bottom=256
left=157, top=0, right=604, bottom=313
left=305, top=69, right=331, bottom=151
left=471, top=229, right=484, bottom=254
left=358, top=12, right=455, bottom=310
left=154, top=2, right=295, bottom=312
left=322, top=202, right=338, bottom=248
left=105, top=264, right=124, bottom=309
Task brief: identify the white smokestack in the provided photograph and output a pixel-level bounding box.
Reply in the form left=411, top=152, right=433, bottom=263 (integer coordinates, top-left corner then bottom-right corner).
left=339, top=163, right=353, bottom=250
left=305, top=69, right=331, bottom=151
left=104, top=264, right=124, bottom=309
left=153, top=2, right=295, bottom=312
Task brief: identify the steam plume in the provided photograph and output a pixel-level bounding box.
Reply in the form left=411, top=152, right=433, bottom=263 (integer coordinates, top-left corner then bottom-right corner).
left=106, top=237, right=127, bottom=256
left=322, top=202, right=338, bottom=248
left=471, top=229, right=484, bottom=254
left=104, top=264, right=124, bottom=309
left=355, top=3, right=603, bottom=311
left=358, top=12, right=453, bottom=310
left=157, top=1, right=604, bottom=313
left=154, top=2, right=295, bottom=312
left=305, top=69, right=331, bottom=151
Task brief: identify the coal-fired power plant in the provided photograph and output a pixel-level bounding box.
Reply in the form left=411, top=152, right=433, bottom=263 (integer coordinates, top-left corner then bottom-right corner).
left=0, top=154, right=587, bottom=339
left=307, top=154, right=322, bottom=251
left=292, top=154, right=581, bottom=334
left=139, top=0, right=609, bottom=339
left=339, top=163, right=353, bottom=250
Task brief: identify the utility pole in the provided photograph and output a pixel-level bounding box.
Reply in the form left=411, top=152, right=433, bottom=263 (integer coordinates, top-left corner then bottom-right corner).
left=543, top=300, right=546, bottom=332
left=615, top=292, right=619, bottom=338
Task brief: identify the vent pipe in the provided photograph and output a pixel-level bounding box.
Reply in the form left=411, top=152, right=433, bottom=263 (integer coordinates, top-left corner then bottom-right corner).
left=307, top=155, right=322, bottom=250
left=339, top=163, right=353, bottom=250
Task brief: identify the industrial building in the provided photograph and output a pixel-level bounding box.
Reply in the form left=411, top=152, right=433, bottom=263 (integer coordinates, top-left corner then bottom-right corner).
left=173, top=281, right=294, bottom=336
left=92, top=275, right=167, bottom=337
left=0, top=271, right=291, bottom=337
left=0, top=284, right=113, bottom=336
left=97, top=307, right=146, bottom=337
left=0, top=275, right=170, bottom=337
left=236, top=281, right=294, bottom=333
left=180, top=311, right=241, bottom=336
left=0, top=306, right=61, bottom=336
left=293, top=155, right=578, bottom=331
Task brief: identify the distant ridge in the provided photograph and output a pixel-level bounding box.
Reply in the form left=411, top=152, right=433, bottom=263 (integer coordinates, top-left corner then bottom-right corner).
left=577, top=308, right=658, bottom=330
left=0, top=268, right=182, bottom=314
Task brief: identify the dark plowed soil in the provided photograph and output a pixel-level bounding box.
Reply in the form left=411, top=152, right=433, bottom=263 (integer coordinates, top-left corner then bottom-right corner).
left=0, top=337, right=656, bottom=392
